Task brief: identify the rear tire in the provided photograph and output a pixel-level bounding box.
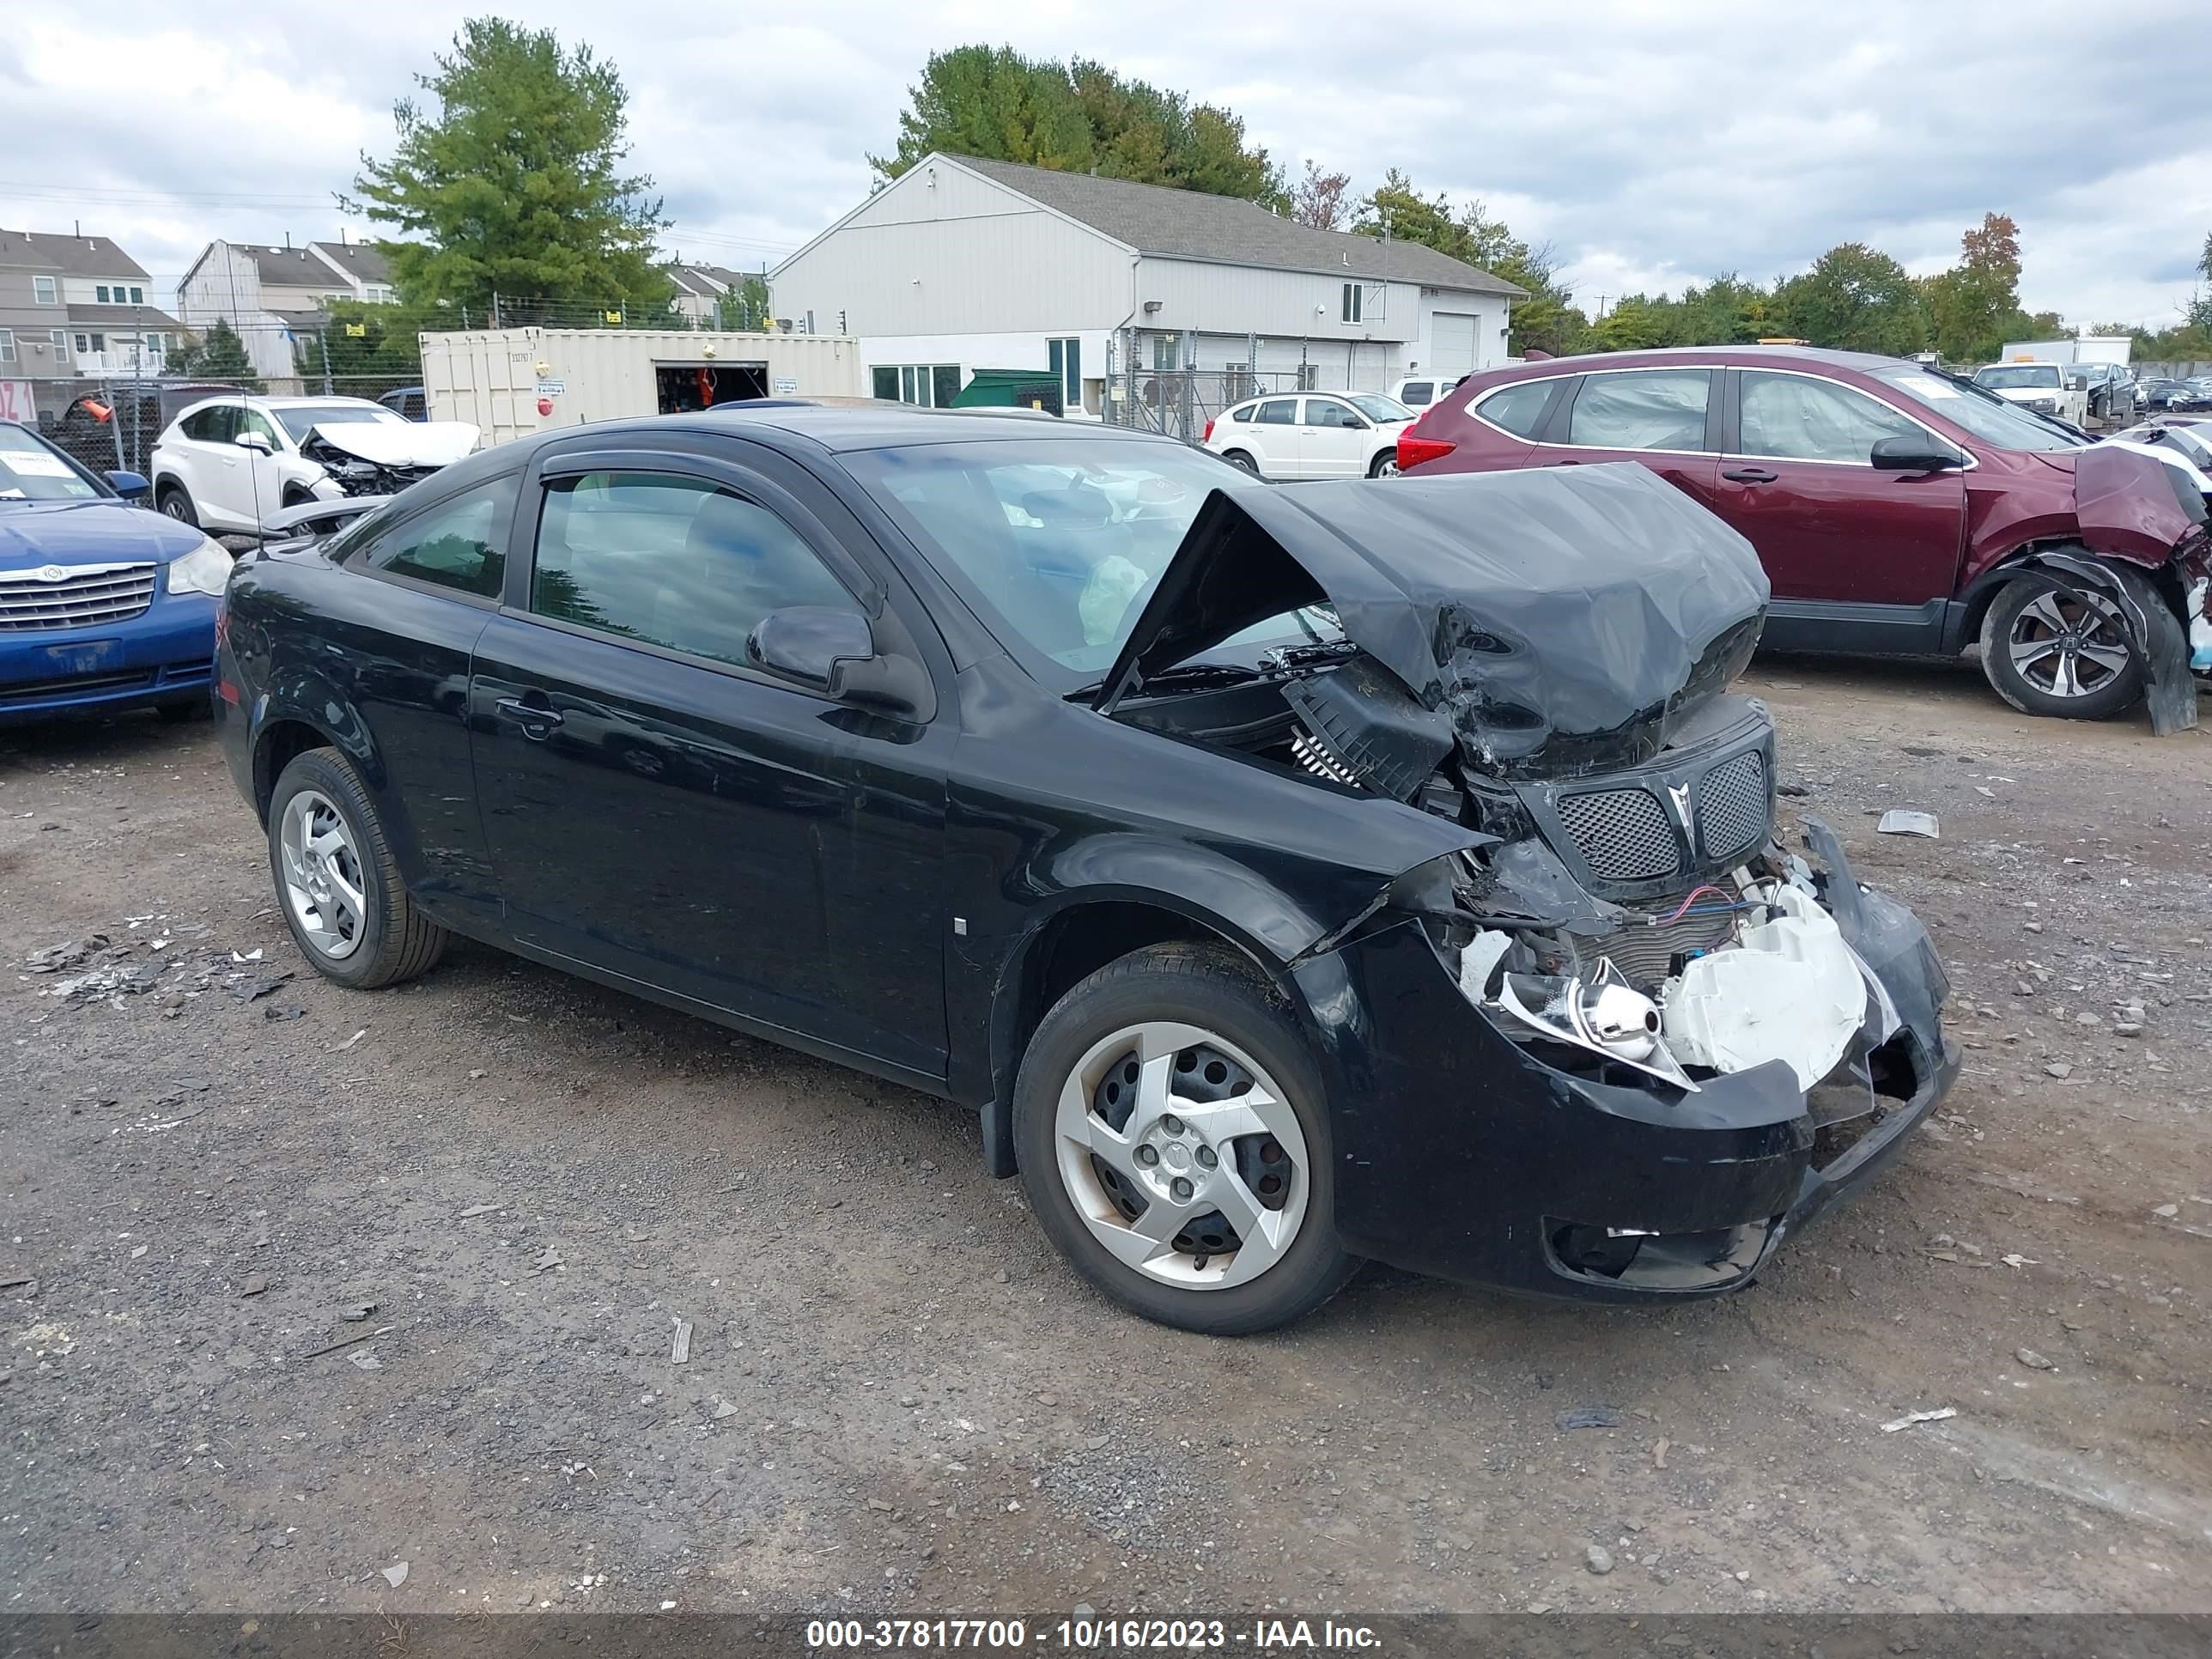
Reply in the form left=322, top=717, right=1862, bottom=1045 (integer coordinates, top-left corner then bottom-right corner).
left=156, top=484, right=197, bottom=528
left=1222, top=450, right=1261, bottom=477
left=1013, top=942, right=1359, bottom=1334
left=1978, top=568, right=2144, bottom=721
left=266, top=746, right=448, bottom=989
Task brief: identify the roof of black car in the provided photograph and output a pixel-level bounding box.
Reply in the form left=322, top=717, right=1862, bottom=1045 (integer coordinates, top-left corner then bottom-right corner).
left=544, top=406, right=1172, bottom=455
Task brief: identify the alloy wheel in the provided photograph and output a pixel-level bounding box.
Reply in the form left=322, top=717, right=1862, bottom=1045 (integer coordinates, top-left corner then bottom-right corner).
left=1372, top=456, right=1401, bottom=478
left=279, top=788, right=368, bottom=961
left=160, top=495, right=189, bottom=520
left=2007, top=591, right=2131, bottom=700
left=1053, top=1020, right=1310, bottom=1290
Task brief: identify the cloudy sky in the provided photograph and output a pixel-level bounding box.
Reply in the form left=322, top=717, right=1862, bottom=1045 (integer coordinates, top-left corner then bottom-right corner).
left=8, top=1, right=2207, bottom=328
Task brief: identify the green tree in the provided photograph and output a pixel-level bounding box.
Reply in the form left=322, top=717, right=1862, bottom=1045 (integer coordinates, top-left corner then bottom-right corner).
left=872, top=46, right=1283, bottom=204
left=1349, top=173, right=1585, bottom=356
left=168, top=319, right=262, bottom=392
left=294, top=300, right=441, bottom=391
left=347, top=17, right=671, bottom=314
left=1919, top=212, right=2023, bottom=363
left=714, top=275, right=771, bottom=332
left=1776, top=243, right=1925, bottom=356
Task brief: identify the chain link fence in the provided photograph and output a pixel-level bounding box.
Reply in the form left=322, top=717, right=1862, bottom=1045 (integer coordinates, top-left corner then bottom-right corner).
left=1103, top=358, right=1320, bottom=444
left=34, top=374, right=426, bottom=480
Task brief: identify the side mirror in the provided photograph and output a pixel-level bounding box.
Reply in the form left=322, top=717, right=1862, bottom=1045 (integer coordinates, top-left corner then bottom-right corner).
left=1870, top=434, right=1964, bottom=471
left=106, top=470, right=150, bottom=501
left=747, top=605, right=926, bottom=714
left=235, top=429, right=273, bottom=455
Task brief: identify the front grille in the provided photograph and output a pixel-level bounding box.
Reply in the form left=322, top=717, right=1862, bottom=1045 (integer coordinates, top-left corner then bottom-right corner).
left=1556, top=787, right=1679, bottom=881
left=0, top=669, right=154, bottom=703
left=1698, top=750, right=1768, bottom=858
left=0, top=563, right=156, bottom=630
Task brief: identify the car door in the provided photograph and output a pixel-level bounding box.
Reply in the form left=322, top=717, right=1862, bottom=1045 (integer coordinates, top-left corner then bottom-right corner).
left=1713, top=368, right=1968, bottom=653
left=1532, top=368, right=1722, bottom=507
left=1299, top=397, right=1371, bottom=478
left=230, top=404, right=291, bottom=530
left=465, top=441, right=953, bottom=1081
left=1247, top=397, right=1303, bottom=477
left=176, top=402, right=245, bottom=527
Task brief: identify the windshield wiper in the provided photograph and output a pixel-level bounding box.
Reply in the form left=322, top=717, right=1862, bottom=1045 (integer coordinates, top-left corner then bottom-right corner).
left=1067, top=660, right=1268, bottom=702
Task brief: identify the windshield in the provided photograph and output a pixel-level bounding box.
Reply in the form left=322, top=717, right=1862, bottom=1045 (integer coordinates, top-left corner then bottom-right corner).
left=271, top=404, right=399, bottom=443
left=842, top=437, right=1334, bottom=685
left=1871, top=367, right=2086, bottom=453
left=1974, top=364, right=2063, bottom=391
left=0, top=424, right=106, bottom=501
left=1348, top=393, right=1413, bottom=423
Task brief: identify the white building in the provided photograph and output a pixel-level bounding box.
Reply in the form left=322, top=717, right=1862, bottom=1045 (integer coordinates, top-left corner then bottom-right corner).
left=770, top=154, right=1523, bottom=418
left=177, top=236, right=397, bottom=385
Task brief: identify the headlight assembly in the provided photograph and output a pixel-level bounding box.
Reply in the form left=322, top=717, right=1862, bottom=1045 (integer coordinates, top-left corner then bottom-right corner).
left=166, top=533, right=233, bottom=599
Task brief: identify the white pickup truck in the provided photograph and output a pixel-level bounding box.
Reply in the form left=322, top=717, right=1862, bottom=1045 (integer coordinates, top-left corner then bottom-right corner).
left=1972, top=361, right=2090, bottom=427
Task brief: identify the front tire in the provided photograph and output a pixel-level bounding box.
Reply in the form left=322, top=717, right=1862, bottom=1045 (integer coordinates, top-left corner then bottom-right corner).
left=1978, top=569, right=2143, bottom=721
left=266, top=747, right=448, bottom=989
left=156, top=484, right=197, bottom=527
left=1014, top=943, right=1359, bottom=1334
left=1369, top=452, right=1400, bottom=478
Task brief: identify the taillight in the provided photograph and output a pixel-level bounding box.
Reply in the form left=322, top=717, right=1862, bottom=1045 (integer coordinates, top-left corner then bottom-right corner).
left=1397, top=432, right=1456, bottom=470
left=1202, top=417, right=1216, bottom=442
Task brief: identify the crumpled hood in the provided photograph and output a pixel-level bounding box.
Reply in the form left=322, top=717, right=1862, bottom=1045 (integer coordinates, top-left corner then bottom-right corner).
left=2069, top=442, right=2209, bottom=562
left=0, top=500, right=204, bottom=569
left=1098, top=461, right=1771, bottom=778
left=307, top=421, right=478, bottom=469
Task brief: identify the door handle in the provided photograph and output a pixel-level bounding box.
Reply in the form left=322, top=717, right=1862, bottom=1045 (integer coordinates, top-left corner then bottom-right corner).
left=494, top=696, right=563, bottom=736
left=1723, top=466, right=1778, bottom=483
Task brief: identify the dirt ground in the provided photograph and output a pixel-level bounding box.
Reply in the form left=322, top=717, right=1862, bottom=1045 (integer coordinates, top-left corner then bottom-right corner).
left=3, top=656, right=2209, bottom=1620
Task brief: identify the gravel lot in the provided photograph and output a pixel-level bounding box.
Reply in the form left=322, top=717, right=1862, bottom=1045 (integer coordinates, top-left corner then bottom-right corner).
left=3, top=657, right=2209, bottom=1618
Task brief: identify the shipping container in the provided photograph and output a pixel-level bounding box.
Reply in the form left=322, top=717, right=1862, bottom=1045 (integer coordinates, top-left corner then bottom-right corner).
left=1998, top=335, right=2133, bottom=368
left=419, top=328, right=866, bottom=447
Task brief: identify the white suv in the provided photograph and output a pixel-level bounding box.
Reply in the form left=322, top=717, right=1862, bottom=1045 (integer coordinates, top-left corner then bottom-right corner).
left=149, top=395, right=476, bottom=533
left=1389, top=374, right=1468, bottom=410
left=1202, top=392, right=1416, bottom=480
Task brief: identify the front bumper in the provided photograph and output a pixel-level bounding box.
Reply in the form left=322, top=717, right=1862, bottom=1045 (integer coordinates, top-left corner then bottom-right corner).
left=0, top=592, right=217, bottom=726
left=1299, top=823, right=1955, bottom=1302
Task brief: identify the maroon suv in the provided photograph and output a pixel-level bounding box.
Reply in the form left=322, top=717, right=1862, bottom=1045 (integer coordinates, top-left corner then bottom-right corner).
left=1401, top=346, right=2212, bottom=731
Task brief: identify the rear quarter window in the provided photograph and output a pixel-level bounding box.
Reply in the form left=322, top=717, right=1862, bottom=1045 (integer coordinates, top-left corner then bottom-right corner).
left=1472, top=380, right=1558, bottom=439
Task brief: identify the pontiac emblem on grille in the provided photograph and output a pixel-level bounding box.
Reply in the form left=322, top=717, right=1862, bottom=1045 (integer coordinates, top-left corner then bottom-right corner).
left=1666, top=783, right=1695, bottom=840
left=35, top=564, right=68, bottom=583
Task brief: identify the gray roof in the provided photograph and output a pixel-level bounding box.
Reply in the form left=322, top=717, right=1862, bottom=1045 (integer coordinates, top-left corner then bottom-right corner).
left=311, top=240, right=391, bottom=283
left=67, top=302, right=182, bottom=328
left=0, top=229, right=150, bottom=278
left=951, top=155, right=1525, bottom=298
left=246, top=244, right=347, bottom=289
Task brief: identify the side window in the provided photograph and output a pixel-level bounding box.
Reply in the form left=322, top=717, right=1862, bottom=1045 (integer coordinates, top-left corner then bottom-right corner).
left=1224, top=404, right=1252, bottom=424
left=1306, top=399, right=1364, bottom=429
left=530, top=471, right=859, bottom=670
left=1255, top=399, right=1297, bottom=426
left=1401, top=381, right=1435, bottom=406
left=1474, top=380, right=1558, bottom=439
left=363, top=474, right=516, bottom=599
left=1736, top=371, right=1929, bottom=465
left=240, top=408, right=283, bottom=450
left=1565, top=370, right=1711, bottom=452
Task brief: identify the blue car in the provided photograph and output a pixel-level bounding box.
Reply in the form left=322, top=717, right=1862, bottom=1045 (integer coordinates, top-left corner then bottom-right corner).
left=0, top=421, right=230, bottom=726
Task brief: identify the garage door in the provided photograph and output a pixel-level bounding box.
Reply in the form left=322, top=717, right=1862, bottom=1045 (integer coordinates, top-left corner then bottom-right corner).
left=1430, top=313, right=1478, bottom=377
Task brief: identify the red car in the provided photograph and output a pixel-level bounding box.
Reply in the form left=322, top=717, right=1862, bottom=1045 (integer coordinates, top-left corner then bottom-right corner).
left=1401, top=346, right=2212, bottom=730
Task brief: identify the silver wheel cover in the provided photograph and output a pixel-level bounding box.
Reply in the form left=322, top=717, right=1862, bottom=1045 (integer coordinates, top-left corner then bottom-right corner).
left=1053, top=1020, right=1310, bottom=1290
left=2008, top=590, right=2130, bottom=699
left=279, top=788, right=367, bottom=962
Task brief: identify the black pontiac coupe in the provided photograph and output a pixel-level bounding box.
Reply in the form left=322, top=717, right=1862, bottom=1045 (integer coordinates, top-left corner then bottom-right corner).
left=214, top=407, right=1955, bottom=1334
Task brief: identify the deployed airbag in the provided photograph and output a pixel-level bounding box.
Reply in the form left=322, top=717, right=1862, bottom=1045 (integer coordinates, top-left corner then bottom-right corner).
left=1661, top=884, right=1867, bottom=1091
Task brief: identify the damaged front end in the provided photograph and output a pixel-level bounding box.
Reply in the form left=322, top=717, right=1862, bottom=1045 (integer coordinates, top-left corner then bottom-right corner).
left=2059, top=442, right=2212, bottom=732
left=1100, top=463, right=1956, bottom=1297
left=300, top=421, right=479, bottom=499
